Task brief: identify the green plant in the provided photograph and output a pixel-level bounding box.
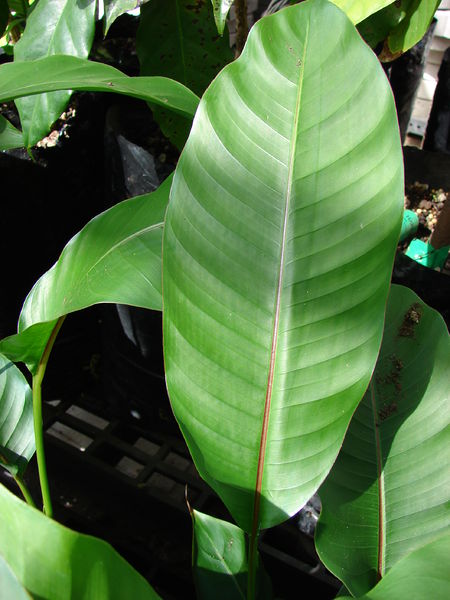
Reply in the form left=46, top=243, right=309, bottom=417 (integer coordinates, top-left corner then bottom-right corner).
left=0, top=1, right=448, bottom=599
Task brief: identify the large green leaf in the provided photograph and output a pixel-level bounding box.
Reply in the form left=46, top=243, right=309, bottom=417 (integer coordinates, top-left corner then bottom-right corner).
left=210, top=0, right=234, bottom=35
left=137, top=0, right=232, bottom=148
left=358, top=0, right=440, bottom=60
left=338, top=534, right=450, bottom=600
left=0, top=176, right=171, bottom=374
left=0, top=483, right=161, bottom=599
left=330, top=0, right=393, bottom=24
left=14, top=0, right=96, bottom=147
left=0, top=55, right=199, bottom=118
left=316, top=285, right=450, bottom=596
left=163, top=0, right=403, bottom=533
left=0, top=113, right=24, bottom=149
left=0, top=353, right=34, bottom=476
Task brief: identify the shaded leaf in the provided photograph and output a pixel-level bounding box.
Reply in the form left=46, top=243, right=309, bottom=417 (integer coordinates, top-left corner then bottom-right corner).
left=316, top=285, right=450, bottom=596
left=0, top=353, right=34, bottom=477
left=210, top=0, right=234, bottom=35
left=0, top=176, right=171, bottom=374
left=192, top=510, right=247, bottom=600
left=0, top=0, right=8, bottom=38
left=192, top=509, right=272, bottom=600
left=14, top=0, right=97, bottom=147
left=330, top=0, right=393, bottom=24
left=137, top=0, right=232, bottom=148
left=104, top=0, right=138, bottom=34
left=0, top=55, right=199, bottom=119
left=0, top=483, right=161, bottom=599
left=0, top=113, right=23, bottom=149
left=163, top=0, right=403, bottom=533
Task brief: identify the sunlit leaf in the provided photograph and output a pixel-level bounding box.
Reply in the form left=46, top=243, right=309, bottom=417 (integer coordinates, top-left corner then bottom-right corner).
left=0, top=55, right=199, bottom=119
left=0, top=483, right=161, bottom=599
left=14, top=0, right=96, bottom=147
left=163, top=0, right=403, bottom=532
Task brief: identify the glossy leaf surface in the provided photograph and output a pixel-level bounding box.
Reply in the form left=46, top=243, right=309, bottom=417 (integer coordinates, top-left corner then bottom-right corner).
left=0, top=176, right=171, bottom=374
left=316, top=285, right=450, bottom=596
left=137, top=0, right=232, bottom=148
left=330, top=0, right=393, bottom=24
left=163, top=0, right=403, bottom=532
left=14, top=0, right=96, bottom=147
left=0, top=55, right=199, bottom=118
left=338, top=534, right=450, bottom=600
left=0, top=483, right=161, bottom=599
left=0, top=113, right=23, bottom=149
left=0, top=554, right=31, bottom=600
left=0, top=353, right=34, bottom=476
left=104, top=0, right=138, bottom=34
left=210, top=0, right=234, bottom=34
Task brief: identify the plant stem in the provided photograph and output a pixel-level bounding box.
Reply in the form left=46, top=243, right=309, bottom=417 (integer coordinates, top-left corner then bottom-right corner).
left=247, top=530, right=259, bottom=600
left=234, top=0, right=248, bottom=58
left=32, top=316, right=66, bottom=518
left=14, top=475, right=36, bottom=508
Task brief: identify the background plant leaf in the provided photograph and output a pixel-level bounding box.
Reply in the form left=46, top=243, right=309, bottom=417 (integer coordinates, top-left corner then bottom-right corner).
left=0, top=483, right=161, bottom=599
left=0, top=553, right=32, bottom=600
left=163, top=0, right=403, bottom=533
left=0, top=55, right=199, bottom=118
left=0, top=175, right=171, bottom=375
left=0, top=0, right=9, bottom=38
left=358, top=0, right=440, bottom=60
left=210, top=0, right=234, bottom=34
left=0, top=113, right=23, bottom=149
left=137, top=0, right=232, bottom=148
left=14, top=0, right=97, bottom=147
left=330, top=0, right=393, bottom=24
left=0, top=353, right=34, bottom=477
left=316, top=284, right=450, bottom=596
left=104, top=0, right=138, bottom=35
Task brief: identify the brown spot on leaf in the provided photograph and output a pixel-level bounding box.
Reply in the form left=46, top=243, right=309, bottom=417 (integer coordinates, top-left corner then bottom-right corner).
left=398, top=303, right=423, bottom=338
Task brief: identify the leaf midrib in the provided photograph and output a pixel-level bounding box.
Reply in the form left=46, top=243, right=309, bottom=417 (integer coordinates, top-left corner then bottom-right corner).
left=370, top=380, right=386, bottom=579
left=251, top=20, right=310, bottom=534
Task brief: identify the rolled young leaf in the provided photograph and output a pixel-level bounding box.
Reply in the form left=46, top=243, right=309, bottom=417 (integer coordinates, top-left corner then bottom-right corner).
left=0, top=175, right=172, bottom=374
left=316, top=284, right=450, bottom=596
left=0, top=55, right=199, bottom=119
left=163, top=0, right=404, bottom=533
left=14, top=0, right=97, bottom=147
left=0, top=353, right=34, bottom=476
left=0, top=483, right=161, bottom=599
